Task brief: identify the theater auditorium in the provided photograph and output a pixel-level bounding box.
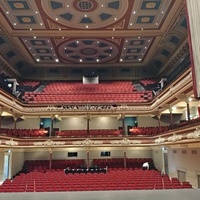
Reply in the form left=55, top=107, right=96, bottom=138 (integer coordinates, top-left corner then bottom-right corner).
left=0, top=0, right=200, bottom=200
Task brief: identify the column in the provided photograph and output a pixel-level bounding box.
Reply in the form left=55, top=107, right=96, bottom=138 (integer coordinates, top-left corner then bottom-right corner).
left=157, top=115, right=161, bottom=132
left=86, top=114, right=90, bottom=136
left=169, top=107, right=173, bottom=124
left=122, top=114, right=125, bottom=136
left=86, top=148, right=90, bottom=169
left=186, top=0, right=200, bottom=98
left=0, top=106, right=3, bottom=128
left=186, top=99, right=191, bottom=121
left=123, top=148, right=127, bottom=169
left=49, top=148, right=52, bottom=170
left=13, top=116, right=18, bottom=132
left=50, top=115, right=55, bottom=137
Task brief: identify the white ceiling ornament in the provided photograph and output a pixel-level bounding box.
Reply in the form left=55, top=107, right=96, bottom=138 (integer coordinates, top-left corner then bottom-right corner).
left=5, top=139, right=18, bottom=146
left=33, top=140, right=65, bottom=146
left=187, top=128, right=200, bottom=139
left=111, top=138, right=141, bottom=145
left=72, top=139, right=103, bottom=145
left=167, top=134, right=182, bottom=142
left=155, top=137, right=166, bottom=143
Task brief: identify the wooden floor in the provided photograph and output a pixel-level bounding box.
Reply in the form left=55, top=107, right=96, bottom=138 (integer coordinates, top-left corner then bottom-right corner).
left=0, top=189, right=200, bottom=200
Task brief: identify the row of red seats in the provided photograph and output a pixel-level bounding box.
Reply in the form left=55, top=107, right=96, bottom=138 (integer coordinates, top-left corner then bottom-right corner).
left=140, top=79, right=157, bottom=86
left=56, top=129, right=122, bottom=137
left=0, top=128, right=48, bottom=137
left=23, top=92, right=152, bottom=104
left=93, top=158, right=153, bottom=168
left=0, top=169, right=192, bottom=192
left=24, top=159, right=85, bottom=171
left=129, top=126, right=169, bottom=136
left=20, top=80, right=40, bottom=87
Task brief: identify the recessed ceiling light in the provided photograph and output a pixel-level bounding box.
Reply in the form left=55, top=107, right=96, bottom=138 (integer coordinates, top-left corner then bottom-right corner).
left=85, top=14, right=87, bottom=17
left=130, top=23, right=133, bottom=26
left=67, top=5, right=69, bottom=7
left=145, top=47, right=147, bottom=49
left=97, top=41, right=99, bottom=43
left=114, top=18, right=117, bottom=21
left=120, top=59, right=123, bottom=62
left=101, top=5, right=104, bottom=7
left=55, top=59, right=59, bottom=62
left=133, top=11, right=136, bottom=14
left=148, top=40, right=151, bottom=42
left=36, top=59, right=40, bottom=62
left=139, top=58, right=142, bottom=61
left=62, top=37, right=64, bottom=39
left=76, top=41, right=79, bottom=43
left=138, top=36, right=140, bottom=39
left=64, top=47, right=67, bottom=50
left=13, top=23, right=17, bottom=26
left=126, top=40, right=128, bottom=43
left=96, top=59, right=99, bottom=62
left=30, top=28, right=32, bottom=31
left=51, top=47, right=53, bottom=50
left=124, top=48, right=126, bottom=50
left=109, top=55, right=111, bottom=57
left=113, top=28, right=115, bottom=31
left=35, top=11, right=38, bottom=14
left=79, top=59, right=82, bottom=62
left=6, top=11, right=9, bottom=14
left=86, top=25, right=89, bottom=28
left=56, top=18, right=58, bottom=21
left=162, top=11, right=164, bottom=14
left=156, top=23, right=159, bottom=26
left=112, top=37, right=114, bottom=39
left=33, top=36, right=37, bottom=39
left=40, top=23, right=43, bottom=26
left=110, top=47, right=112, bottom=49
left=141, top=28, right=144, bottom=30
left=59, top=28, right=61, bottom=31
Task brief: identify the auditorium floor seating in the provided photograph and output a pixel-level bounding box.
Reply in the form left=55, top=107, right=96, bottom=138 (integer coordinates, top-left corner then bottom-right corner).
left=0, top=169, right=192, bottom=193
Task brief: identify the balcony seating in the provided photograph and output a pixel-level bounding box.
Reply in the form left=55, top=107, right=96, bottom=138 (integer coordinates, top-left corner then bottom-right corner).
left=21, top=81, right=153, bottom=104
left=0, top=168, right=192, bottom=192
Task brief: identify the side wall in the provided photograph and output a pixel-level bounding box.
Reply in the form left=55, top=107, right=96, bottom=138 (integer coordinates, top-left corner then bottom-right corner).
left=168, top=147, right=200, bottom=188
left=11, top=150, right=25, bottom=178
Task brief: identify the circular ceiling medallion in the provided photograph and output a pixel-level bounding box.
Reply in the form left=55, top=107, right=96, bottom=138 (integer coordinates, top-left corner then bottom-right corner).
left=59, top=39, right=118, bottom=64
left=73, top=0, right=98, bottom=12
left=41, top=0, right=128, bottom=29
left=81, top=48, right=97, bottom=55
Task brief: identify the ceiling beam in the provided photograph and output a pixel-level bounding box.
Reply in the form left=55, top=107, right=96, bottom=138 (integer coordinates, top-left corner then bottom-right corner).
left=10, top=30, right=163, bottom=38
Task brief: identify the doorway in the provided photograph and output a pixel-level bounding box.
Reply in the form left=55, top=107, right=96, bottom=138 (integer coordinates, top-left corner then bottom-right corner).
left=3, top=152, right=11, bottom=180
left=178, top=170, right=186, bottom=183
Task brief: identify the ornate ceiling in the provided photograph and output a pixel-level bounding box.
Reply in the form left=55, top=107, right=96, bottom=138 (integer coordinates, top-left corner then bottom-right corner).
left=0, top=0, right=188, bottom=80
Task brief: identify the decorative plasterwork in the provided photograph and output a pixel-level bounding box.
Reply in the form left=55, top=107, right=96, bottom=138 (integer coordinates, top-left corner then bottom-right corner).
left=33, top=139, right=65, bottom=146
left=72, top=139, right=103, bottom=145
left=167, top=134, right=182, bottom=142
left=110, top=138, right=142, bottom=145
left=5, top=139, right=18, bottom=146
left=187, top=128, right=200, bottom=139
left=155, top=137, right=165, bottom=143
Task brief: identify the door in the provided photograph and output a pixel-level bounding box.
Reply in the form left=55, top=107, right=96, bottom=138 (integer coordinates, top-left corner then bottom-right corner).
left=178, top=170, right=186, bottom=183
